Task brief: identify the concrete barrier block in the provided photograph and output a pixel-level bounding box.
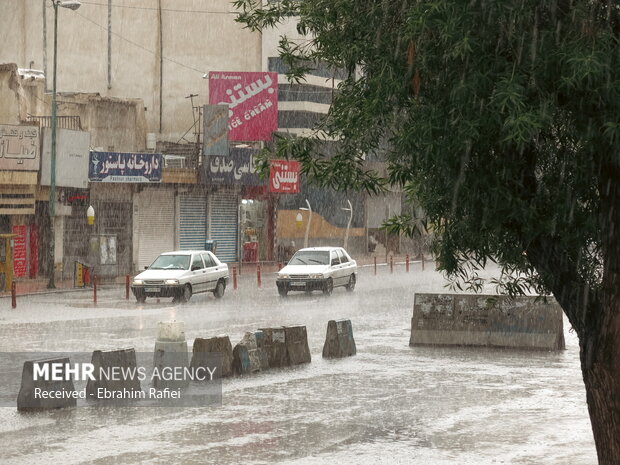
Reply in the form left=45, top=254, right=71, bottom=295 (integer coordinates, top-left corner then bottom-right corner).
left=322, top=319, right=356, bottom=358
left=410, top=293, right=566, bottom=350
left=17, top=357, right=77, bottom=411
left=86, top=348, right=142, bottom=400
left=284, top=325, right=311, bottom=365
left=258, top=328, right=290, bottom=368
left=157, top=321, right=185, bottom=342
left=190, top=336, right=233, bottom=378
left=232, top=332, right=258, bottom=375
left=232, top=332, right=270, bottom=375
left=254, top=330, right=269, bottom=370
left=153, top=340, right=189, bottom=388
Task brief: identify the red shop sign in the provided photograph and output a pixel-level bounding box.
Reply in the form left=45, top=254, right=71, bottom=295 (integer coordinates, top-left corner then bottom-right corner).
left=269, top=160, right=300, bottom=193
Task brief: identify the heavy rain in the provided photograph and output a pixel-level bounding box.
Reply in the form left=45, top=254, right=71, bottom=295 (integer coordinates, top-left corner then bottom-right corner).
left=1, top=0, right=618, bottom=464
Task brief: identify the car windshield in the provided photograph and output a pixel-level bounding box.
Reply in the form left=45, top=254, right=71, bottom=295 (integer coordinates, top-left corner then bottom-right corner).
left=149, top=254, right=190, bottom=270
left=289, top=251, right=330, bottom=265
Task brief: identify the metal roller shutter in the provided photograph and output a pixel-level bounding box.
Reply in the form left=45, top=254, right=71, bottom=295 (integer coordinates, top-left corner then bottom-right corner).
left=208, top=191, right=238, bottom=263
left=180, top=192, right=206, bottom=250
left=134, top=188, right=175, bottom=270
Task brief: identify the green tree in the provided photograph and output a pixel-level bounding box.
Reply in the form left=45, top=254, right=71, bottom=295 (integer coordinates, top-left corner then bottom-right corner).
left=235, top=1, right=620, bottom=462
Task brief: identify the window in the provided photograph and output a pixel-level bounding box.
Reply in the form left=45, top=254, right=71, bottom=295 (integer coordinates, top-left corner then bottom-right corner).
left=150, top=254, right=190, bottom=270
left=289, top=250, right=330, bottom=265
left=191, top=254, right=204, bottom=270
left=337, top=249, right=348, bottom=263
left=331, top=251, right=340, bottom=266
left=202, top=253, right=215, bottom=267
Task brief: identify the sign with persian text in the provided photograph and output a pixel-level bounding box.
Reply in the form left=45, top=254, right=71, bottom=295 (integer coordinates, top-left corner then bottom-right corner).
left=12, top=225, right=27, bottom=278
left=269, top=160, right=300, bottom=193
left=0, top=124, right=40, bottom=171
left=208, top=71, right=278, bottom=141
left=88, top=151, right=162, bottom=183
left=203, top=148, right=262, bottom=185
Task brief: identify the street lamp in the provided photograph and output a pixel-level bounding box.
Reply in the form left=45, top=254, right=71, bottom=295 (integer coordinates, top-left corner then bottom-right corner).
left=48, top=0, right=81, bottom=288
left=342, top=199, right=353, bottom=250
left=299, top=199, right=312, bottom=248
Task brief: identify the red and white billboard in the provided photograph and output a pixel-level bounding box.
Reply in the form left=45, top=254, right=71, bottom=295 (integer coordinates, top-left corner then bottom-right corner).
left=269, top=160, right=300, bottom=193
left=209, top=71, right=278, bottom=141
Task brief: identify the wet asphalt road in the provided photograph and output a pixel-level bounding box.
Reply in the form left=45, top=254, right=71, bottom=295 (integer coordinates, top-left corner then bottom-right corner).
left=0, top=263, right=597, bottom=464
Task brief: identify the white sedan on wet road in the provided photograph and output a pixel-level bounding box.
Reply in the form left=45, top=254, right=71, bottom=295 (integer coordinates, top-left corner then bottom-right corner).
left=131, top=250, right=229, bottom=303
left=276, top=246, right=357, bottom=296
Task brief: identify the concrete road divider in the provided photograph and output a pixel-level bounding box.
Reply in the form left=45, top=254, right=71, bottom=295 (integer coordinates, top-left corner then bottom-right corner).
left=410, top=293, right=566, bottom=350
left=17, top=357, right=78, bottom=411
left=232, top=332, right=268, bottom=375
left=86, top=348, right=142, bottom=400
left=284, top=325, right=312, bottom=365
left=190, top=336, right=233, bottom=378
left=259, top=327, right=289, bottom=368
left=322, top=320, right=356, bottom=358
left=154, top=321, right=189, bottom=389
left=157, top=321, right=185, bottom=342
left=254, top=330, right=269, bottom=370
left=259, top=326, right=312, bottom=367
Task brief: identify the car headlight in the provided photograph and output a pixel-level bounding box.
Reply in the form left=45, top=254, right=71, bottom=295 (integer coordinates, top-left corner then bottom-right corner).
left=309, top=273, right=324, bottom=279
left=133, top=279, right=143, bottom=285
left=279, top=274, right=289, bottom=279
left=165, top=279, right=179, bottom=285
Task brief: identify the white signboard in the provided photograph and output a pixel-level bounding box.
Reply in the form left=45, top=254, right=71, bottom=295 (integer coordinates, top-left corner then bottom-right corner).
left=41, top=128, right=91, bottom=188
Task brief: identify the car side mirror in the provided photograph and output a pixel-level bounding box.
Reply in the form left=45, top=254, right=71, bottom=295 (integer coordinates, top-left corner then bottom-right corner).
left=144, top=266, right=148, bottom=270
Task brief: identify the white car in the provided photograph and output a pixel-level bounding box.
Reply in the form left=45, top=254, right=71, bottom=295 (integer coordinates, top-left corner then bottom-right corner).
left=276, top=247, right=357, bottom=297
left=131, top=250, right=229, bottom=303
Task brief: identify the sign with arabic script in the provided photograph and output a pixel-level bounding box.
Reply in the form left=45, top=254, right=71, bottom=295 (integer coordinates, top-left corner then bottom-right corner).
left=209, top=71, right=278, bottom=141
left=0, top=124, right=40, bottom=171
left=203, top=148, right=262, bottom=185
left=88, top=151, right=162, bottom=183
left=269, top=160, right=300, bottom=193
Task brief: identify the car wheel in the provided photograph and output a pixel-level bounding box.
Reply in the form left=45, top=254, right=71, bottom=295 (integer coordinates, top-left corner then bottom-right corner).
left=135, top=292, right=146, bottom=303
left=180, top=284, right=192, bottom=303
left=323, top=278, right=334, bottom=296
left=278, top=287, right=288, bottom=297
left=346, top=274, right=356, bottom=292
left=213, top=280, right=225, bottom=299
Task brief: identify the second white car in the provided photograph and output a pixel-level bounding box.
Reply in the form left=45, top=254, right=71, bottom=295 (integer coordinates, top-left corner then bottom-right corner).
left=276, top=246, right=357, bottom=297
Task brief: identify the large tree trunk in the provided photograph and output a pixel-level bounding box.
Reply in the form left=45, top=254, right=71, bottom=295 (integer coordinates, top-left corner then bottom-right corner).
left=580, top=309, right=620, bottom=464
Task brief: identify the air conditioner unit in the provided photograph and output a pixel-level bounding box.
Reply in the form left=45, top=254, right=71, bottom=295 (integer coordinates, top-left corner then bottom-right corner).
left=163, top=154, right=185, bottom=168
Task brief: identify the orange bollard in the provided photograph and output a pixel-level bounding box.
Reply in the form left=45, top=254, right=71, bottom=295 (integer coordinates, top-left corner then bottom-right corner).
left=390, top=256, right=393, bottom=274
left=125, top=274, right=130, bottom=300
left=11, top=281, right=16, bottom=309
left=374, top=256, right=377, bottom=275
left=232, top=266, right=238, bottom=290
left=93, top=275, right=97, bottom=304
left=406, top=254, right=410, bottom=272
left=257, top=264, right=262, bottom=288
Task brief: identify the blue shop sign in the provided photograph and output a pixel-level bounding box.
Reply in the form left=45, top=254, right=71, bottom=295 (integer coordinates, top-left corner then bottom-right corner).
left=89, top=151, right=162, bottom=182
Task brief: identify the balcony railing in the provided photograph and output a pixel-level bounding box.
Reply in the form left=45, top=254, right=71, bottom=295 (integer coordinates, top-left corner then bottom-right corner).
left=27, top=115, right=82, bottom=131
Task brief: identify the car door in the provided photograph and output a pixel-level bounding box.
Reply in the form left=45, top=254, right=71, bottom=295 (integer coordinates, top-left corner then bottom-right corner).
left=189, top=253, right=206, bottom=293
left=337, top=249, right=353, bottom=283
left=201, top=252, right=218, bottom=291
left=329, top=250, right=343, bottom=285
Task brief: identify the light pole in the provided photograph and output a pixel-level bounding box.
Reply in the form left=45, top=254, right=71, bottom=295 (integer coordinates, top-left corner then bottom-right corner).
left=342, top=199, right=353, bottom=250
left=299, top=199, right=312, bottom=248
left=48, top=0, right=81, bottom=288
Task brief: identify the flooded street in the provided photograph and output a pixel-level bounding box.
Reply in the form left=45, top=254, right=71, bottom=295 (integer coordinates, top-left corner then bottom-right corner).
left=0, top=265, right=596, bottom=464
